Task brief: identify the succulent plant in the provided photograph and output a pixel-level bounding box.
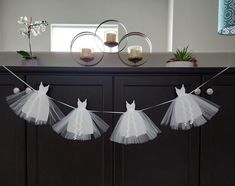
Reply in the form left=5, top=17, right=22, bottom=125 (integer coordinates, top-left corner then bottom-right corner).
left=166, top=46, right=198, bottom=67
left=174, top=46, right=193, bottom=62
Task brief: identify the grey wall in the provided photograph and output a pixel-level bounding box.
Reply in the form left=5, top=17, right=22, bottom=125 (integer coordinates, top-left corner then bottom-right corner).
left=1, top=0, right=235, bottom=53
left=172, top=0, right=235, bottom=51
left=0, top=0, right=168, bottom=52
left=0, top=1, right=3, bottom=51
left=167, top=0, right=174, bottom=51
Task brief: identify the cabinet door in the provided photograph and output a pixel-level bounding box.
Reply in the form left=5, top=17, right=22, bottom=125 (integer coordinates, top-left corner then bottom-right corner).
left=114, top=75, right=201, bottom=186
left=200, top=75, right=235, bottom=186
left=26, top=75, right=113, bottom=186
left=0, top=75, right=26, bottom=186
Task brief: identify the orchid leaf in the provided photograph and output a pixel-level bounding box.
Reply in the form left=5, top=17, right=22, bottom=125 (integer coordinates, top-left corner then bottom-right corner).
left=17, top=51, right=30, bottom=58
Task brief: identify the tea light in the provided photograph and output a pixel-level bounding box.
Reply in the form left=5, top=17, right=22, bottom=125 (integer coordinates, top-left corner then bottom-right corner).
left=106, top=33, right=116, bottom=43
left=80, top=48, right=94, bottom=62
left=104, top=31, right=118, bottom=47
left=128, top=45, right=143, bottom=62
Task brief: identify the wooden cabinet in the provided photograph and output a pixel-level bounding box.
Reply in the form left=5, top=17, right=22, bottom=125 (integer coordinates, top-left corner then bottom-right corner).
left=0, top=75, right=26, bottom=186
left=200, top=75, right=235, bottom=186
left=0, top=67, right=234, bottom=186
left=25, top=75, right=113, bottom=186
left=114, top=75, right=200, bottom=186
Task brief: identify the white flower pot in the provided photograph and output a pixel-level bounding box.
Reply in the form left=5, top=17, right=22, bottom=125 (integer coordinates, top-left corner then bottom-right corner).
left=166, top=61, right=193, bottom=67
left=21, top=59, right=38, bottom=66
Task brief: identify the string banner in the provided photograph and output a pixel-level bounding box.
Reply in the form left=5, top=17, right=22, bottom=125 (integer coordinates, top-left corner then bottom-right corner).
left=2, top=65, right=229, bottom=145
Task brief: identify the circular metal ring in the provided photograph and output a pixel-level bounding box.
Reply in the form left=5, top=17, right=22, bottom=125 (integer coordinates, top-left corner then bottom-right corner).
left=118, top=32, right=152, bottom=67
left=94, top=19, right=128, bottom=53
left=70, top=31, right=105, bottom=66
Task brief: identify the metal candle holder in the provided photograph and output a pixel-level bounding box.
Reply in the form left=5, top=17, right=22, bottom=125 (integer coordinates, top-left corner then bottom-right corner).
left=70, top=31, right=104, bottom=66
left=118, top=32, right=152, bottom=66
left=95, top=19, right=128, bottom=53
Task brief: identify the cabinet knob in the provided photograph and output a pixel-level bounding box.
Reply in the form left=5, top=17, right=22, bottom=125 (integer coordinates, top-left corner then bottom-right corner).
left=13, top=87, right=20, bottom=94
left=206, top=88, right=214, bottom=95
left=25, top=87, right=32, bottom=94
left=194, top=88, right=201, bottom=95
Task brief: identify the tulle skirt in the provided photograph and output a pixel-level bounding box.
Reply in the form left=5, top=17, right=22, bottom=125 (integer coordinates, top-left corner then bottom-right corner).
left=161, top=94, right=219, bottom=130
left=110, top=111, right=161, bottom=144
left=52, top=109, right=109, bottom=140
left=6, top=90, right=64, bottom=125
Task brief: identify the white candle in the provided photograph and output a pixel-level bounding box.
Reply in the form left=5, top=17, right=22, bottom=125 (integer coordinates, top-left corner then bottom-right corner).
left=80, top=48, right=94, bottom=59
left=128, top=46, right=143, bottom=59
left=106, top=33, right=117, bottom=43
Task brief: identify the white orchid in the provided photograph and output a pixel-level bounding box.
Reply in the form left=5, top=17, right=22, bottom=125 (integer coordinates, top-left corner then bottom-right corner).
left=18, top=28, right=28, bottom=37
left=17, top=16, right=48, bottom=59
left=17, top=16, right=28, bottom=25
left=40, top=23, right=47, bottom=32
left=31, top=29, right=39, bottom=37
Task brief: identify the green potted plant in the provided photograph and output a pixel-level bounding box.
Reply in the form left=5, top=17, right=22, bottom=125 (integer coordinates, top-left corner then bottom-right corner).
left=17, top=16, right=48, bottom=66
left=166, top=46, right=197, bottom=67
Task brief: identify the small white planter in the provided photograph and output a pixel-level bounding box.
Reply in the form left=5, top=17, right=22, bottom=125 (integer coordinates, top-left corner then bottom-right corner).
left=166, top=61, right=193, bottom=67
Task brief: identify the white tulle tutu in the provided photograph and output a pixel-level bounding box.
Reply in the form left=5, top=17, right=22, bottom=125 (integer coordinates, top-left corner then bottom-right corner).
left=110, top=101, right=161, bottom=144
left=52, top=99, right=109, bottom=140
left=6, top=82, right=64, bottom=125
left=161, top=85, right=219, bottom=130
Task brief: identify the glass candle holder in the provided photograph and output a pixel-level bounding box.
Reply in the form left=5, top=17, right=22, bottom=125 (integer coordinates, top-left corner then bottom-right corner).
left=70, top=31, right=104, bottom=66
left=104, top=31, right=118, bottom=47
left=128, top=45, right=143, bottom=63
left=118, top=32, right=152, bottom=67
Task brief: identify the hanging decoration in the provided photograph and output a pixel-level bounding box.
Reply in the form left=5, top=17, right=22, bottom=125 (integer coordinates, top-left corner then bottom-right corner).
left=110, top=101, right=161, bottom=144
left=2, top=65, right=231, bottom=145
left=161, top=85, right=219, bottom=130
left=52, top=99, right=109, bottom=140
left=6, top=82, right=64, bottom=125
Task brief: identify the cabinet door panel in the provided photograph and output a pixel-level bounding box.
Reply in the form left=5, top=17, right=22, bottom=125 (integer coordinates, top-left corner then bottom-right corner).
left=26, top=75, right=112, bottom=186
left=201, top=75, right=235, bottom=186
left=0, top=75, right=26, bottom=186
left=114, top=75, right=200, bottom=186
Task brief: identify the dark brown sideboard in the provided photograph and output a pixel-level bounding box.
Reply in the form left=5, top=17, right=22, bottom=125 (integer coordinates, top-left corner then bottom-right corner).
left=0, top=67, right=234, bottom=186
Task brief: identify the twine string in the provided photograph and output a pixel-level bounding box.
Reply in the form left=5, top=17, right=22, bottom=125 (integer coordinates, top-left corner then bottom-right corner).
left=2, top=65, right=230, bottom=114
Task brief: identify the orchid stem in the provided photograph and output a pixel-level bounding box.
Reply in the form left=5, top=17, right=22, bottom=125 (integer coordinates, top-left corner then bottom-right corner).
left=28, top=34, right=32, bottom=58
left=28, top=17, right=33, bottom=58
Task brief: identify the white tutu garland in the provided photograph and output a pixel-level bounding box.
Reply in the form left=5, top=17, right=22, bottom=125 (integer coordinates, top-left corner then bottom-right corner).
left=2, top=64, right=228, bottom=145
left=161, top=85, right=220, bottom=130
left=110, top=101, right=161, bottom=144
left=52, top=99, right=109, bottom=140
left=6, top=82, right=64, bottom=125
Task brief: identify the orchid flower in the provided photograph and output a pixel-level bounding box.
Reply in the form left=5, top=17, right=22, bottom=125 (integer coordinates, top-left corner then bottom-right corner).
left=17, top=16, right=28, bottom=25
left=17, top=16, right=48, bottom=59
